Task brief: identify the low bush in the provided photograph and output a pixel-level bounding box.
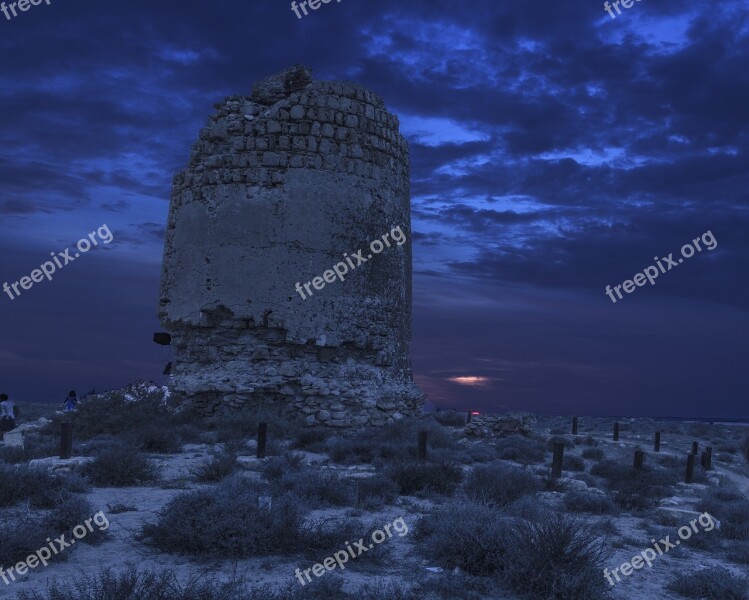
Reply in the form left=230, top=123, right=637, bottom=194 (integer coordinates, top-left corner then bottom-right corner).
left=500, top=496, right=553, bottom=524
left=141, top=476, right=303, bottom=557
left=328, top=420, right=460, bottom=466
left=0, top=434, right=59, bottom=464
left=657, top=454, right=684, bottom=469
left=327, top=436, right=403, bottom=464
left=667, top=566, right=748, bottom=600
left=127, top=423, right=183, bottom=453
left=290, top=428, right=329, bottom=452
left=415, top=500, right=512, bottom=575
left=107, top=502, right=137, bottom=514
left=576, top=435, right=598, bottom=447
left=563, top=454, right=586, bottom=472
left=15, top=564, right=423, bottom=600
left=208, top=407, right=300, bottom=443
left=353, top=474, right=399, bottom=509
left=261, top=452, right=305, bottom=480
left=388, top=461, right=463, bottom=495
left=416, top=500, right=609, bottom=599
left=271, top=468, right=354, bottom=507
left=43, top=496, right=109, bottom=545
left=462, top=463, right=540, bottom=506
left=727, top=541, right=749, bottom=565
left=46, top=385, right=174, bottom=441
left=590, top=460, right=677, bottom=511
left=502, top=515, right=610, bottom=600
left=430, top=444, right=495, bottom=465
left=275, top=469, right=400, bottom=510
left=697, top=487, right=749, bottom=541
left=461, top=444, right=497, bottom=463
left=406, top=573, right=497, bottom=600
left=270, top=578, right=347, bottom=600
left=353, top=582, right=419, bottom=600
left=82, top=444, right=158, bottom=487
left=582, top=448, right=604, bottom=460
left=716, top=443, right=738, bottom=453
left=688, top=422, right=713, bottom=438
left=564, top=489, right=617, bottom=515
left=548, top=435, right=575, bottom=450
left=686, top=522, right=723, bottom=552
left=0, top=514, right=60, bottom=571
left=0, top=446, right=27, bottom=464
left=0, top=464, right=86, bottom=508
left=192, top=450, right=238, bottom=483
left=743, top=432, right=749, bottom=463
left=297, top=516, right=386, bottom=562
left=17, top=568, right=253, bottom=600
left=495, top=435, right=547, bottom=464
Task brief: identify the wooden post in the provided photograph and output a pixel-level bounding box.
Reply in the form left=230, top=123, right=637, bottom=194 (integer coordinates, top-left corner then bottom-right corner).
left=60, top=422, right=73, bottom=459
left=654, top=431, right=661, bottom=452
left=685, top=453, right=695, bottom=483
left=572, top=416, right=578, bottom=435
left=613, top=422, right=620, bottom=441
left=256, top=423, right=267, bottom=459
left=551, top=442, right=564, bottom=478
left=691, top=441, right=699, bottom=455
left=418, top=430, right=428, bottom=461
left=634, top=450, right=645, bottom=470
left=700, top=447, right=713, bottom=470
left=466, top=411, right=472, bottom=424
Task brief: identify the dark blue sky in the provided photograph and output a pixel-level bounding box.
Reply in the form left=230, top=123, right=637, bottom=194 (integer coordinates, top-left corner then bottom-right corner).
left=1, top=0, right=748, bottom=418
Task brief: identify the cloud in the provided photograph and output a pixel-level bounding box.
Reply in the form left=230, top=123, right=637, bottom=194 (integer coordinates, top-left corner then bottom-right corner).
left=0, top=199, right=38, bottom=215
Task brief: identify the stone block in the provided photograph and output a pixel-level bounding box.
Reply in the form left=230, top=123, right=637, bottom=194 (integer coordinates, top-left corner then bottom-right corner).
left=262, top=152, right=281, bottom=167
left=1, top=430, right=23, bottom=447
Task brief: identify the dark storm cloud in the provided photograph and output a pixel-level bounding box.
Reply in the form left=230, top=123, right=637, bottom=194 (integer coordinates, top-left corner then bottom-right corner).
left=0, top=199, right=37, bottom=215
left=0, top=0, right=747, bottom=415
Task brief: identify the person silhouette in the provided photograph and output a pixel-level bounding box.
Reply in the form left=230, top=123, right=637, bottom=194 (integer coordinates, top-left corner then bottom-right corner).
left=0, top=393, right=16, bottom=431
left=62, top=390, right=78, bottom=412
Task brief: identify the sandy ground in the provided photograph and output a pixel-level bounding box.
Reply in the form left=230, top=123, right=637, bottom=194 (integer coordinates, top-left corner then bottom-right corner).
left=1, top=414, right=747, bottom=599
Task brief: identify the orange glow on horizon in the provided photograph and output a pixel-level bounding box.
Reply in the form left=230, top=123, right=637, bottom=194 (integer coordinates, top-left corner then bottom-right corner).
left=447, top=376, right=489, bottom=386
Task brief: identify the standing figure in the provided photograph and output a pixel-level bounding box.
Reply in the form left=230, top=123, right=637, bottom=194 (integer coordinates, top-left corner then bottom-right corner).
left=0, top=393, right=16, bottom=432
left=62, top=390, right=78, bottom=412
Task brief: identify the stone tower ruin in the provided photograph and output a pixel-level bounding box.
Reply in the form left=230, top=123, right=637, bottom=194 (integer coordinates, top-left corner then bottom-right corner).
left=158, top=66, right=424, bottom=427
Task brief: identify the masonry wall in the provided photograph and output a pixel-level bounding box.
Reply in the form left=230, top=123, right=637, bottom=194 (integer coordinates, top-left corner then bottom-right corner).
left=158, top=66, right=424, bottom=426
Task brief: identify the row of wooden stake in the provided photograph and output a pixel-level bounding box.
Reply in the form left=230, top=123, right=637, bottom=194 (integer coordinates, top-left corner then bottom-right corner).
left=56, top=417, right=714, bottom=484
left=558, top=417, right=714, bottom=482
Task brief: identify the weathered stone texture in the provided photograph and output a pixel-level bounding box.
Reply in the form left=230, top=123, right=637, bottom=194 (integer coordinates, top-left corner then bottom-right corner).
left=159, top=66, right=424, bottom=426
left=464, top=413, right=538, bottom=437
